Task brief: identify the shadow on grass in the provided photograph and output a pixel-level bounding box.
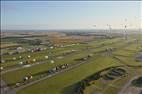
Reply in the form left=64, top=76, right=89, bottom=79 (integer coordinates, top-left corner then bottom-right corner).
left=1, top=83, right=16, bottom=88
left=62, top=66, right=124, bottom=94
left=62, top=83, right=78, bottom=94
left=32, top=70, right=48, bottom=76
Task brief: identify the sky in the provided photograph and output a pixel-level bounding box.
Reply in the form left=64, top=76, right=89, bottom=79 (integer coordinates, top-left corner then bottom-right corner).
left=1, top=1, right=142, bottom=30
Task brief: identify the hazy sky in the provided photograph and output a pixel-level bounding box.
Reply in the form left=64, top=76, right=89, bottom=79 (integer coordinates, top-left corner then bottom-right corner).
left=1, top=1, right=142, bottom=30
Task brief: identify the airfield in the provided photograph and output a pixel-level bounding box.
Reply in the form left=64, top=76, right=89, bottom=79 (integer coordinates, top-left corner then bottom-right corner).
left=1, top=30, right=142, bottom=94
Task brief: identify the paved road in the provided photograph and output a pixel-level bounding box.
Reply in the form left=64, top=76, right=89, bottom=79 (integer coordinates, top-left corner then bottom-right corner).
left=1, top=39, right=137, bottom=93
left=15, top=59, right=91, bottom=91
left=1, top=38, right=123, bottom=74
left=1, top=50, right=81, bottom=75
left=118, top=76, right=142, bottom=94
left=0, top=78, right=16, bottom=94
left=1, top=39, right=134, bottom=75
left=12, top=40, right=138, bottom=91
left=1, top=61, right=46, bottom=74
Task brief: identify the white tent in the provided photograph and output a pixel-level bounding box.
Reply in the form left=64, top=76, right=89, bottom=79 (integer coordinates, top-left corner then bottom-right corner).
left=45, top=56, right=49, bottom=59
left=0, top=67, right=3, bottom=70
left=19, top=62, right=23, bottom=65
left=33, top=59, right=36, bottom=62
left=13, top=57, right=16, bottom=60
left=19, top=56, right=22, bottom=59
left=50, top=46, right=54, bottom=49
left=28, top=55, right=31, bottom=58
left=50, top=60, right=54, bottom=64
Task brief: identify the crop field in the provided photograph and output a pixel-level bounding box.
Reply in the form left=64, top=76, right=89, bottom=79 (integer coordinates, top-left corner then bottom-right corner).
left=1, top=32, right=142, bottom=94
left=1, top=1, right=142, bottom=94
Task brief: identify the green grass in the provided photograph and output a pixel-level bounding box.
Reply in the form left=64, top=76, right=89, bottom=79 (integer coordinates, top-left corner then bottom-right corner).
left=16, top=56, right=121, bottom=94
left=83, top=78, right=105, bottom=94
left=1, top=37, right=126, bottom=68
left=2, top=35, right=142, bottom=94
left=84, top=67, right=142, bottom=94
left=103, top=87, right=118, bottom=94
left=1, top=44, right=86, bottom=68
left=2, top=37, right=124, bottom=70
left=115, top=56, right=142, bottom=66
left=2, top=50, right=90, bottom=85
left=113, top=49, right=136, bottom=57
left=112, top=75, right=130, bottom=88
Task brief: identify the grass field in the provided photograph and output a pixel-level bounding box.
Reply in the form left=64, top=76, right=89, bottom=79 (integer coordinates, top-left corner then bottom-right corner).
left=1, top=33, right=142, bottom=94
left=17, top=56, right=122, bottom=94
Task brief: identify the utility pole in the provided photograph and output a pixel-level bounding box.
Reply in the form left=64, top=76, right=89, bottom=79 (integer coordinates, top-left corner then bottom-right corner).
left=140, top=18, right=142, bottom=43
left=124, top=19, right=127, bottom=40
left=93, top=25, right=96, bottom=31
left=107, top=24, right=112, bottom=38
left=124, top=25, right=127, bottom=40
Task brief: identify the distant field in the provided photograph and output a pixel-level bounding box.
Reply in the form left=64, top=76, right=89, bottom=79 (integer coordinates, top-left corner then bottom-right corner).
left=1, top=33, right=142, bottom=94
left=1, top=43, right=20, bottom=48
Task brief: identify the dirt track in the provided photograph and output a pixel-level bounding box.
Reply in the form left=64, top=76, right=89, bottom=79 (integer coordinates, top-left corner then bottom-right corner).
left=118, top=76, right=142, bottom=94
left=0, top=79, right=16, bottom=94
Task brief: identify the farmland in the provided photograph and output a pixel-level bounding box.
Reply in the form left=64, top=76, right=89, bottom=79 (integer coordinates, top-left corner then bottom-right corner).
left=1, top=30, right=142, bottom=94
